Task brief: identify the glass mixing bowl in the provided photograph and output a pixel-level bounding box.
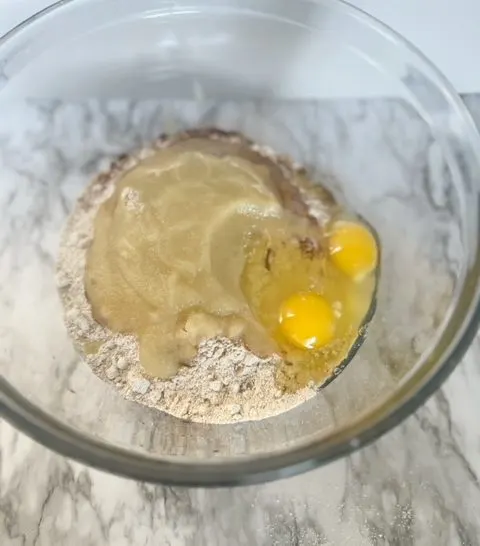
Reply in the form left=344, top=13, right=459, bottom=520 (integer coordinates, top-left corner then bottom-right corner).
left=0, top=0, right=480, bottom=486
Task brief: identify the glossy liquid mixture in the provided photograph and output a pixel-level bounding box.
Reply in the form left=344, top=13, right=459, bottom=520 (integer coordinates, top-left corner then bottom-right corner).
left=85, top=135, right=378, bottom=388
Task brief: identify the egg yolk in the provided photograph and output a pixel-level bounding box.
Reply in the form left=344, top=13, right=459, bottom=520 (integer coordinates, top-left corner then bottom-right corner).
left=328, top=221, right=377, bottom=281
left=278, top=292, right=336, bottom=350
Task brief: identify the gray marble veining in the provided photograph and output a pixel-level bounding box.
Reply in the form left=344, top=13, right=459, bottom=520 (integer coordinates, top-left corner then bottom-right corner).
left=0, top=95, right=480, bottom=545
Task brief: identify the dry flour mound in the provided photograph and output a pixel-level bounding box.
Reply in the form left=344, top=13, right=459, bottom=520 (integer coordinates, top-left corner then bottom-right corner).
left=56, top=139, right=316, bottom=424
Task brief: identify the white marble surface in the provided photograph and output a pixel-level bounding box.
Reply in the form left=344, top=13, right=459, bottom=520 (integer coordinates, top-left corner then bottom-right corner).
left=1, top=95, right=480, bottom=545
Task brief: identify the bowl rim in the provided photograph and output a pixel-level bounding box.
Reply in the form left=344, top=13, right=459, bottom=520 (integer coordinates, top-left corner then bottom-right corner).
left=1, top=0, right=480, bottom=486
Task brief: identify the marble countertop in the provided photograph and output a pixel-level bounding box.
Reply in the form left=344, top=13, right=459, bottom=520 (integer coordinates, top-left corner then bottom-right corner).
left=1, top=95, right=480, bottom=546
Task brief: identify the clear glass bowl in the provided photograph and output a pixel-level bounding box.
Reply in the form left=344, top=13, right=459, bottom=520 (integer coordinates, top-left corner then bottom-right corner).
left=0, top=0, right=479, bottom=486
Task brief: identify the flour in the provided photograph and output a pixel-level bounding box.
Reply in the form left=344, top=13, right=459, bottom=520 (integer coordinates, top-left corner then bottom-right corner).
left=56, top=137, right=317, bottom=424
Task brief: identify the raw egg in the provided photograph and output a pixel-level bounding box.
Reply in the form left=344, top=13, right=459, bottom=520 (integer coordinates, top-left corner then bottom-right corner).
left=328, top=221, right=378, bottom=281
left=279, top=292, right=335, bottom=350
left=241, top=224, right=378, bottom=391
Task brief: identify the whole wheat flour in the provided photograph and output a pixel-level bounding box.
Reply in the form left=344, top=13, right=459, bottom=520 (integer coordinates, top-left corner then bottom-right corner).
left=56, top=136, right=318, bottom=424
